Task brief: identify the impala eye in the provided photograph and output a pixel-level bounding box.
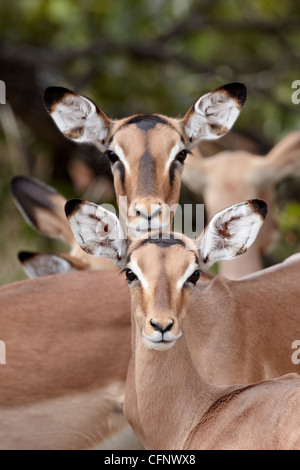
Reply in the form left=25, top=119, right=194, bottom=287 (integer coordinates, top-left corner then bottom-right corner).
left=186, top=269, right=201, bottom=285
left=125, top=269, right=137, bottom=283
left=105, top=150, right=119, bottom=165
left=175, top=149, right=189, bottom=164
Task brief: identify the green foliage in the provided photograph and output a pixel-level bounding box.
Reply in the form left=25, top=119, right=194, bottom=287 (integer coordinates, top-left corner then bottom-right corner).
left=0, top=0, right=300, bottom=283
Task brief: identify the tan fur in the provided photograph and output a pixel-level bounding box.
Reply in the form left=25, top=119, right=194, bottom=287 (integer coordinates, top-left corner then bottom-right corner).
left=0, top=270, right=139, bottom=450
left=182, top=131, right=300, bottom=278
left=123, top=241, right=300, bottom=450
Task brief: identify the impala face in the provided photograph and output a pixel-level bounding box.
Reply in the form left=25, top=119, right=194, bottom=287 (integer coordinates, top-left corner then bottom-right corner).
left=123, top=236, right=201, bottom=351
left=44, top=82, right=247, bottom=237
left=105, top=116, right=188, bottom=236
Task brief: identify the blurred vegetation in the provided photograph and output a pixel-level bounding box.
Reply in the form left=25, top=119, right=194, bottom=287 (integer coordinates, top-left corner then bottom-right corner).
left=0, top=0, right=300, bottom=284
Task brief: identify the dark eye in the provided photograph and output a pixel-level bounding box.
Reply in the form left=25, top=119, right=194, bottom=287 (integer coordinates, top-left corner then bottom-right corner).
left=105, top=150, right=119, bottom=165
left=125, top=269, right=137, bottom=283
left=175, top=149, right=188, bottom=164
left=186, top=269, right=201, bottom=285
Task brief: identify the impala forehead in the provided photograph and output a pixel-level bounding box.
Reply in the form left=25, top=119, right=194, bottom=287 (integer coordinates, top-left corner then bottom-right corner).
left=127, top=239, right=199, bottom=286
left=110, top=119, right=185, bottom=167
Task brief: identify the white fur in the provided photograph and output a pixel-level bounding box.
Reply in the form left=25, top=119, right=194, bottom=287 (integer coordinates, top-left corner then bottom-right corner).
left=176, top=263, right=199, bottom=289
left=198, top=202, right=264, bottom=269
left=127, top=260, right=149, bottom=290
left=185, top=90, right=241, bottom=142
left=113, top=145, right=131, bottom=172
left=68, top=202, right=126, bottom=266
left=51, top=94, right=108, bottom=147
left=165, top=144, right=181, bottom=171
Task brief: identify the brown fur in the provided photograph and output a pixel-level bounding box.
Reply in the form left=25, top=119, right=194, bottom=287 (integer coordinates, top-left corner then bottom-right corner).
left=123, top=241, right=300, bottom=449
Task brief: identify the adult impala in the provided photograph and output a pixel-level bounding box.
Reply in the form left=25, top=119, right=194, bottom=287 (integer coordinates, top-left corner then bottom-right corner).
left=67, top=198, right=300, bottom=389
left=1, top=199, right=299, bottom=449
left=182, top=130, right=300, bottom=278
left=67, top=198, right=300, bottom=449
left=44, top=82, right=246, bottom=237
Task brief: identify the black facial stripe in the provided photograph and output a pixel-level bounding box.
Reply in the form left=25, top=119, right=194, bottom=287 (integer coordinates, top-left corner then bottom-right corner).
left=116, top=161, right=126, bottom=188
left=169, top=160, right=177, bottom=187
left=140, top=237, right=186, bottom=249
left=124, top=114, right=169, bottom=131
left=137, top=149, right=156, bottom=195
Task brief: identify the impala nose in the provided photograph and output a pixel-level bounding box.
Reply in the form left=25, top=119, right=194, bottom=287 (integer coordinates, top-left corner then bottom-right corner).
left=150, top=319, right=174, bottom=334
left=135, top=204, right=162, bottom=220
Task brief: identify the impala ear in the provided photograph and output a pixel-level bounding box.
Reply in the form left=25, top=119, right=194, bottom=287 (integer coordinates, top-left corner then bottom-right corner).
left=197, top=199, right=268, bottom=270
left=182, top=83, right=247, bottom=146
left=65, top=199, right=126, bottom=266
left=18, top=252, right=87, bottom=278
left=260, top=130, right=300, bottom=183
left=44, top=87, right=112, bottom=151
left=11, top=176, right=75, bottom=246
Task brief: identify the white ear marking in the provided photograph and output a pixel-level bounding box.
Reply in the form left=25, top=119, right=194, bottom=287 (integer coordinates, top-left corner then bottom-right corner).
left=44, top=87, right=110, bottom=150
left=198, top=200, right=267, bottom=269
left=183, top=83, right=247, bottom=145
left=65, top=199, right=126, bottom=266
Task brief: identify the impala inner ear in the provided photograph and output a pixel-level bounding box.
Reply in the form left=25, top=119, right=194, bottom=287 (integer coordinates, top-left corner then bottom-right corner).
left=44, top=86, right=111, bottom=150
left=65, top=199, right=127, bottom=266
left=197, top=199, right=268, bottom=269
left=182, top=83, right=247, bottom=145
left=18, top=252, right=83, bottom=278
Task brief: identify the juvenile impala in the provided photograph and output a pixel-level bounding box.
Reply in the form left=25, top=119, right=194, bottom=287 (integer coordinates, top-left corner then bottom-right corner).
left=66, top=198, right=300, bottom=450
left=182, top=130, right=300, bottom=278
left=11, top=175, right=115, bottom=277
left=44, top=82, right=247, bottom=237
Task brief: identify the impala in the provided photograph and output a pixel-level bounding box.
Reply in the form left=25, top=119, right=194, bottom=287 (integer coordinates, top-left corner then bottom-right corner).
left=11, top=175, right=115, bottom=277
left=44, top=82, right=246, bottom=237
left=182, top=130, right=300, bottom=278
left=66, top=198, right=300, bottom=449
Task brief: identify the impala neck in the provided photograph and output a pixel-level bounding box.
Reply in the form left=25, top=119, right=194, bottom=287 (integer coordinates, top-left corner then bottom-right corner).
left=218, top=244, right=263, bottom=279
left=126, top=310, right=228, bottom=450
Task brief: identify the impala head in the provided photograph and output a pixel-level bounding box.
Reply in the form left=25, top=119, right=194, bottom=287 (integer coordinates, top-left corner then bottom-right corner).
left=65, top=197, right=267, bottom=351
left=44, top=83, right=246, bottom=236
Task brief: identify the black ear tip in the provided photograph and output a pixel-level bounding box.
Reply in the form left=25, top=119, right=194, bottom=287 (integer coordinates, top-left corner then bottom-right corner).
left=18, top=251, right=37, bottom=263
left=249, top=199, right=268, bottom=220
left=10, top=175, right=24, bottom=194
left=222, top=82, right=247, bottom=106
left=43, top=86, right=72, bottom=111
left=65, top=199, right=84, bottom=218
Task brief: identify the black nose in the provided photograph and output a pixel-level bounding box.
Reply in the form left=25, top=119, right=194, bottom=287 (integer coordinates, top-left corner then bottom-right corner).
left=150, top=319, right=174, bottom=334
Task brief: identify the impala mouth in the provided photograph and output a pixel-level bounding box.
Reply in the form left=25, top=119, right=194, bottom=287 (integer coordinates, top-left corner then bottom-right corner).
left=142, top=331, right=182, bottom=351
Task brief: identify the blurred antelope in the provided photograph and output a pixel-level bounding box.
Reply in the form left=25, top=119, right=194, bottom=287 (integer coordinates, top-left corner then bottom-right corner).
left=11, top=175, right=115, bottom=277
left=67, top=198, right=300, bottom=450
left=182, top=130, right=300, bottom=278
